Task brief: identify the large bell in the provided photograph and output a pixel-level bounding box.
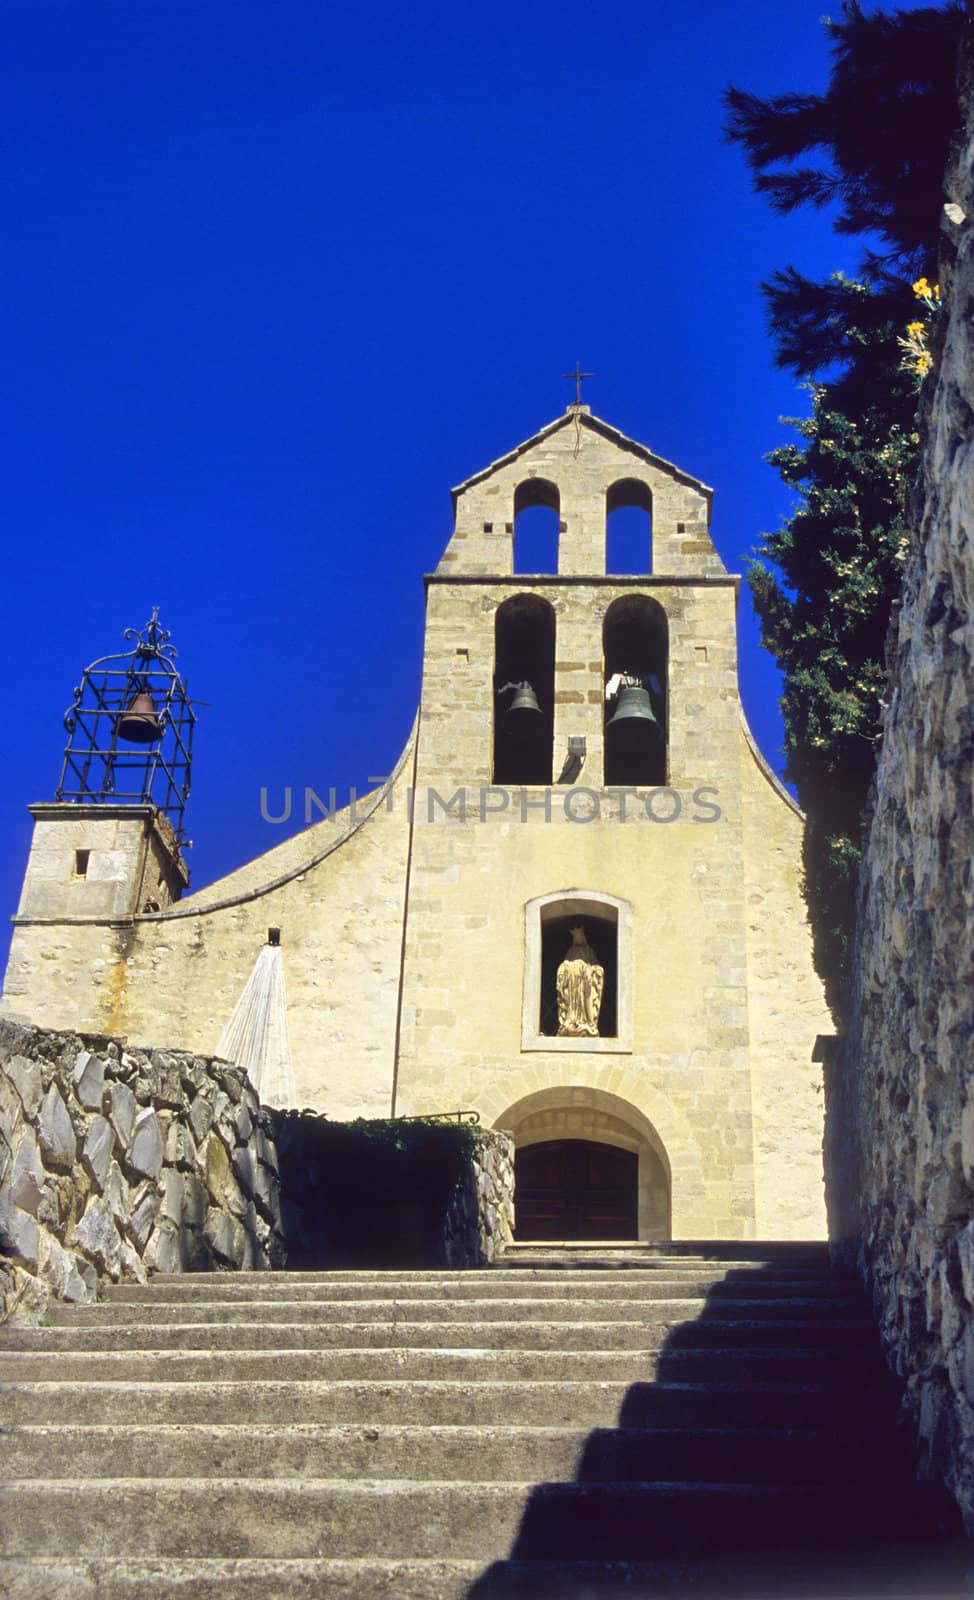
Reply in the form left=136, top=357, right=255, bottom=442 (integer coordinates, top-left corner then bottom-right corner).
left=505, top=681, right=543, bottom=729
left=606, top=682, right=660, bottom=737
left=116, top=690, right=162, bottom=744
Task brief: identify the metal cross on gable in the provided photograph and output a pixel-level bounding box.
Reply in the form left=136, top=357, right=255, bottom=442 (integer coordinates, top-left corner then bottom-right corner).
left=562, top=362, right=594, bottom=405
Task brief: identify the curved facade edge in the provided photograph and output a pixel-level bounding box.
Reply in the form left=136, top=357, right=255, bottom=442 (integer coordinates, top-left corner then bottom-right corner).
left=140, top=716, right=419, bottom=923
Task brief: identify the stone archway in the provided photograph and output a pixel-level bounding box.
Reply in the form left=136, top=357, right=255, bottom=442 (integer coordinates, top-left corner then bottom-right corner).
left=493, top=1085, right=672, bottom=1241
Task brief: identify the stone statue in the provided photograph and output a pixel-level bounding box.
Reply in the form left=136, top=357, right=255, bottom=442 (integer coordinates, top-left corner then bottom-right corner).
left=556, top=924, right=604, bottom=1037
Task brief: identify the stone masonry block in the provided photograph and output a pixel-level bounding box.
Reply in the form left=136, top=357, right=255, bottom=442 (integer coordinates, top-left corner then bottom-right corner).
left=104, top=1160, right=131, bottom=1230
left=959, top=1219, right=974, bottom=1307
left=119, top=1240, right=148, bottom=1284
left=144, top=1220, right=182, bottom=1274
left=72, top=1050, right=106, bottom=1111
left=204, top=1206, right=246, bottom=1267
left=5, top=1054, right=43, bottom=1117
left=37, top=1083, right=77, bottom=1171
left=128, top=1186, right=161, bottom=1253
left=0, top=1071, right=23, bottom=1145
left=10, top=1129, right=46, bottom=1217
left=0, top=1192, right=41, bottom=1273
left=165, top=1119, right=197, bottom=1170
left=188, top=1092, right=214, bottom=1146
left=231, top=1144, right=258, bottom=1200
left=73, top=1196, right=123, bottom=1278
left=182, top=1173, right=209, bottom=1229
left=159, top=1167, right=184, bottom=1225
left=82, top=1116, right=115, bottom=1192
left=146, top=1053, right=185, bottom=1109
left=41, top=1234, right=96, bottom=1304
left=128, top=1109, right=164, bottom=1181
left=106, top=1081, right=137, bottom=1148
left=204, top=1132, right=233, bottom=1206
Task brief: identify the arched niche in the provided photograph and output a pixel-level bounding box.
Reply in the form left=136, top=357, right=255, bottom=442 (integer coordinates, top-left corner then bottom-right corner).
left=513, top=478, right=560, bottom=574
left=521, top=889, right=632, bottom=1052
left=494, top=1084, right=672, bottom=1241
left=493, top=594, right=555, bottom=785
left=605, top=478, right=653, bottom=575
left=603, top=594, right=668, bottom=786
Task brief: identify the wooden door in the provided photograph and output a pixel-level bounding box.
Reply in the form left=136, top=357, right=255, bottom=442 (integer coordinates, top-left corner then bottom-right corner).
left=514, top=1139, right=638, bottom=1240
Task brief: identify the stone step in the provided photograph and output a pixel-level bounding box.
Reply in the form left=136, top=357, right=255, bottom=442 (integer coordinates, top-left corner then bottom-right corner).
left=101, top=1274, right=848, bottom=1304
left=2, top=1555, right=964, bottom=1600
left=141, top=1262, right=844, bottom=1282
left=0, top=1343, right=882, bottom=1384
left=43, top=1296, right=871, bottom=1329
left=0, top=1422, right=913, bottom=1484
left=0, top=1317, right=878, bottom=1353
left=0, top=1377, right=894, bottom=1429
left=0, top=1479, right=944, bottom=1562
left=500, top=1240, right=832, bottom=1258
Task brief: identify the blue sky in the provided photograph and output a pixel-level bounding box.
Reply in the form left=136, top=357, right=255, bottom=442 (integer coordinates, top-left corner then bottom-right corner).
left=1, top=0, right=898, bottom=969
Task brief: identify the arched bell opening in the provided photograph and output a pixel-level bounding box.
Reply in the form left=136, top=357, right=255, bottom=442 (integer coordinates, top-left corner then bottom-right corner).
left=495, top=1087, right=672, bottom=1241
left=602, top=594, right=668, bottom=786
left=513, top=478, right=560, bottom=574
left=605, top=478, right=653, bottom=574
left=493, top=594, right=554, bottom=785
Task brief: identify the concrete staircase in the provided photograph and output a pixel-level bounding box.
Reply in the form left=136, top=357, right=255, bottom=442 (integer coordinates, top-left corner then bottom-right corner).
left=0, top=1243, right=966, bottom=1598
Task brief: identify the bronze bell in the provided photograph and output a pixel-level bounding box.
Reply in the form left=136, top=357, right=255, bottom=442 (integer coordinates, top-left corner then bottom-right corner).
left=505, top=681, right=543, bottom=728
left=116, top=690, right=162, bottom=744
left=606, top=682, right=660, bottom=737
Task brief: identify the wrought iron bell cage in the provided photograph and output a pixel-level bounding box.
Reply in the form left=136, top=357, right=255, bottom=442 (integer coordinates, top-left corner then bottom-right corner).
left=55, top=608, right=196, bottom=841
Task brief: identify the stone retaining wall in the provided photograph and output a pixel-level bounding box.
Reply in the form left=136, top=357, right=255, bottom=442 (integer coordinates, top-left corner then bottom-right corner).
left=825, top=32, right=974, bottom=1534
left=443, top=1127, right=514, bottom=1266
left=0, top=1019, right=285, bottom=1321
left=1, top=1020, right=517, bottom=1321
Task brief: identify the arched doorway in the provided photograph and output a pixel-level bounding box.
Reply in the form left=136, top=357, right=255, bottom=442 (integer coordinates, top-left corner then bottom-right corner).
left=515, top=1139, right=638, bottom=1239
left=495, top=1086, right=672, bottom=1241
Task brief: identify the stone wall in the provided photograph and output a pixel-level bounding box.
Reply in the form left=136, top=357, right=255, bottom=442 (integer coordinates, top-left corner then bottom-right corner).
left=825, top=31, right=974, bottom=1533
left=1, top=1020, right=516, bottom=1321
left=0, top=1019, right=285, bottom=1322
left=442, top=1128, right=514, bottom=1266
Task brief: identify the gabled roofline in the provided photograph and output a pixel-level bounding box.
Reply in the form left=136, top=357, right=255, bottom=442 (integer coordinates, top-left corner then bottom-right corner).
left=450, top=408, right=714, bottom=510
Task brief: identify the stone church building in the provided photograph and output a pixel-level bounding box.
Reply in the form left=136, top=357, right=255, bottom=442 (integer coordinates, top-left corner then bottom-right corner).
left=2, top=405, right=831, bottom=1240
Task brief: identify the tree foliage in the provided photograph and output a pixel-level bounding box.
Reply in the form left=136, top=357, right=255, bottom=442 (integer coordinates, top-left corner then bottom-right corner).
left=724, top=2, right=962, bottom=1016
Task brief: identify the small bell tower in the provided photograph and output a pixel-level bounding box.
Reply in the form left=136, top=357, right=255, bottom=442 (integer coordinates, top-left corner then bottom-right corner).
left=13, top=610, right=194, bottom=925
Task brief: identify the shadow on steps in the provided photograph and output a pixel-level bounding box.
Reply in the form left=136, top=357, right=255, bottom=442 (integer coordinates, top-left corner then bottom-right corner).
left=464, top=1261, right=972, bottom=1600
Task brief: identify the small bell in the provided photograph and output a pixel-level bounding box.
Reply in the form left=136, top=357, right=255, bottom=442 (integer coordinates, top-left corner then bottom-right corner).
left=505, top=681, right=543, bottom=729
left=116, top=690, right=162, bottom=744
left=606, top=682, right=660, bottom=738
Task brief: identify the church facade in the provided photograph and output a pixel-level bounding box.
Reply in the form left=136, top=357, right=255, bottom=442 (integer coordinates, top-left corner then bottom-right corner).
left=2, top=407, right=831, bottom=1239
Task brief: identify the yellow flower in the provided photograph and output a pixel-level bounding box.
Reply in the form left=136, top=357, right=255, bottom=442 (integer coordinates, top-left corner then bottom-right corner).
left=906, top=321, right=925, bottom=339
left=916, top=352, right=933, bottom=374
left=912, top=277, right=931, bottom=298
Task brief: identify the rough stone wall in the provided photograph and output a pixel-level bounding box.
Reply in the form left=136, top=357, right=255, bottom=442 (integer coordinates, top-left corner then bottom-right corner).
left=442, top=1128, right=514, bottom=1266
left=0, top=1019, right=284, bottom=1322
left=825, top=38, right=974, bottom=1531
